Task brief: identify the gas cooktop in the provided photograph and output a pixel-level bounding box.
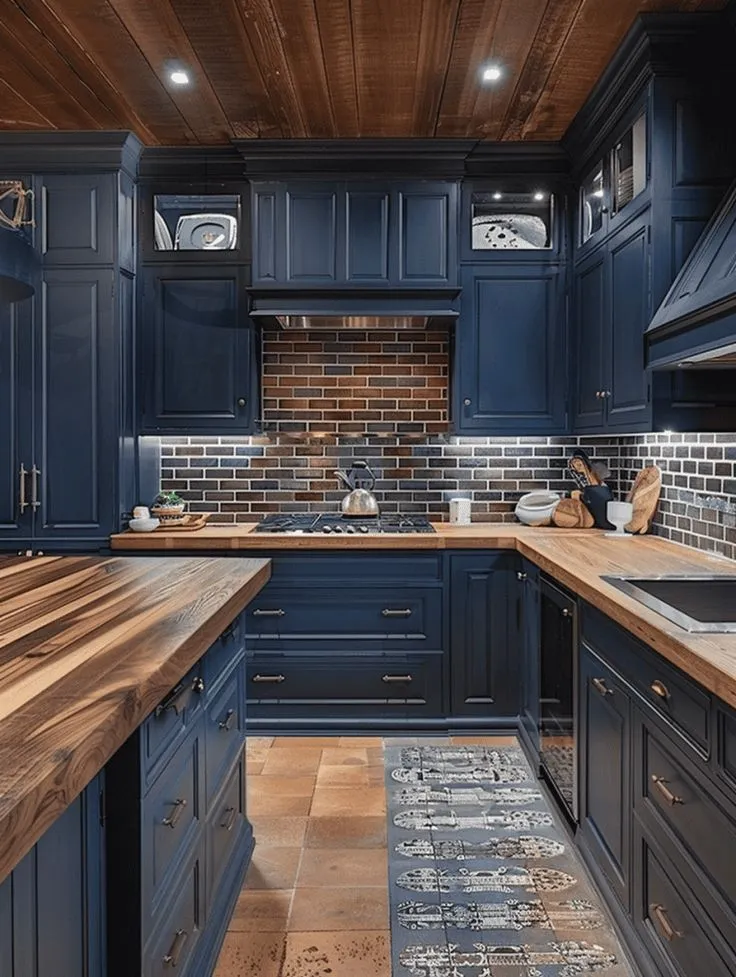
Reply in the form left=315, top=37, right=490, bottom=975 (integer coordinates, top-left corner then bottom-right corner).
left=254, top=513, right=435, bottom=534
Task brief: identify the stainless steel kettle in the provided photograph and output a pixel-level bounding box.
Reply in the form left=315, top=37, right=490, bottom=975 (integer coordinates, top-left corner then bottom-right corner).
left=334, top=460, right=380, bottom=517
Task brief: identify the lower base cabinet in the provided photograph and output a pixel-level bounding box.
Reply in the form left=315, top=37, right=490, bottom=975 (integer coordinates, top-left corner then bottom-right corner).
left=0, top=778, right=105, bottom=977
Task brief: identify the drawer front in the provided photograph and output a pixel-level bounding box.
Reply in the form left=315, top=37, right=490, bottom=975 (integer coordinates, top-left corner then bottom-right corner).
left=207, top=759, right=246, bottom=909
left=203, top=615, right=245, bottom=694
left=205, top=665, right=245, bottom=806
left=144, top=848, right=203, bottom=977
left=265, top=553, right=442, bottom=584
left=634, top=827, right=735, bottom=977
left=717, top=705, right=736, bottom=796
left=142, top=728, right=204, bottom=920
left=143, top=667, right=205, bottom=781
left=636, top=714, right=736, bottom=927
left=247, top=654, right=443, bottom=718
left=582, top=605, right=710, bottom=753
left=246, top=587, right=442, bottom=651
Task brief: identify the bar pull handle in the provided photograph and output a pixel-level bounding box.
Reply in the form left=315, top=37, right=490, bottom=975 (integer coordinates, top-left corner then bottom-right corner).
left=592, top=677, right=613, bottom=696
left=650, top=903, right=682, bottom=942
left=218, top=708, right=236, bottom=731
left=221, top=806, right=238, bottom=832
left=382, top=674, right=413, bottom=683
left=382, top=608, right=412, bottom=617
left=30, top=465, right=40, bottom=510
left=18, top=464, right=28, bottom=513
left=252, top=608, right=286, bottom=617
left=650, top=680, right=670, bottom=700
left=155, top=676, right=204, bottom=717
left=252, top=674, right=285, bottom=684
left=161, top=798, right=187, bottom=829
left=651, top=775, right=684, bottom=806
left=163, top=928, right=188, bottom=967
left=219, top=620, right=238, bottom=641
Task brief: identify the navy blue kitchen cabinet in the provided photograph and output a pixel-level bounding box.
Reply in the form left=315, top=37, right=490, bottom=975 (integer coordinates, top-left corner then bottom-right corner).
left=518, top=560, right=540, bottom=757
left=455, top=265, right=567, bottom=434
left=449, top=552, right=519, bottom=721
left=0, top=298, right=32, bottom=540
left=251, top=180, right=458, bottom=286
left=0, top=777, right=105, bottom=977
left=139, top=264, right=258, bottom=434
left=39, top=173, right=117, bottom=268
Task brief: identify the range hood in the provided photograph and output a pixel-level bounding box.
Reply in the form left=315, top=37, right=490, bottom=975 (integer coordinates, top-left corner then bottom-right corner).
left=0, top=225, right=36, bottom=303
left=647, top=180, right=736, bottom=368
left=248, top=287, right=460, bottom=330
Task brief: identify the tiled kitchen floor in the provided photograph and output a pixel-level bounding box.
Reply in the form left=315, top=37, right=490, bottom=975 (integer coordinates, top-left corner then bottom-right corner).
left=214, top=734, right=516, bottom=977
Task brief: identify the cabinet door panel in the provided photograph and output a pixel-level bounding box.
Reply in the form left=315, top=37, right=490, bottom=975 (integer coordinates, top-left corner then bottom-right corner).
left=0, top=299, right=32, bottom=538
left=457, top=267, right=566, bottom=433
left=449, top=553, right=517, bottom=717
left=573, top=254, right=606, bottom=430
left=286, top=188, right=338, bottom=281
left=607, top=218, right=651, bottom=430
left=346, top=189, right=390, bottom=282
left=399, top=188, right=453, bottom=283
left=141, top=267, right=253, bottom=432
left=33, top=269, right=118, bottom=539
left=41, top=175, right=114, bottom=265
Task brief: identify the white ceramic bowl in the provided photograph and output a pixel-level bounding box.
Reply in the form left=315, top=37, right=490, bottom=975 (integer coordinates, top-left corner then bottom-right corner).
left=515, top=491, right=561, bottom=527
left=129, top=517, right=160, bottom=533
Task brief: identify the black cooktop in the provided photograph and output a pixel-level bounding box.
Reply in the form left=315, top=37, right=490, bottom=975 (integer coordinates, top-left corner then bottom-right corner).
left=254, top=513, right=435, bottom=534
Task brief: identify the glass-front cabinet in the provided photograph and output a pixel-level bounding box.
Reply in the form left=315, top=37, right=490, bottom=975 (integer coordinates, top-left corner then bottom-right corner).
left=463, top=183, right=558, bottom=259
left=153, top=193, right=241, bottom=251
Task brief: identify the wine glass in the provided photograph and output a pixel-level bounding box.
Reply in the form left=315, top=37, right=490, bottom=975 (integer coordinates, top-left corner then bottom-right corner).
left=606, top=501, right=634, bottom=538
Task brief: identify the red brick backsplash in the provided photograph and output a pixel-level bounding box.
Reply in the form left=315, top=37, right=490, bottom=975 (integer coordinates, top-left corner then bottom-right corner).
left=259, top=328, right=448, bottom=436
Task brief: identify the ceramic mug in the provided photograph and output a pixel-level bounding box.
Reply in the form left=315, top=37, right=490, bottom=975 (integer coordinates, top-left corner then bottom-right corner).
left=449, top=498, right=471, bottom=525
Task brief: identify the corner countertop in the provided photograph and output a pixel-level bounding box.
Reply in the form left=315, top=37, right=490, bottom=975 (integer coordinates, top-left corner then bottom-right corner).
left=0, top=554, right=271, bottom=883
left=111, top=522, right=736, bottom=711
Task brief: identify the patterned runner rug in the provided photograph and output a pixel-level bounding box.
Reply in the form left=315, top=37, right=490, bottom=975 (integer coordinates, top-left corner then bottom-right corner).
left=385, top=743, right=635, bottom=977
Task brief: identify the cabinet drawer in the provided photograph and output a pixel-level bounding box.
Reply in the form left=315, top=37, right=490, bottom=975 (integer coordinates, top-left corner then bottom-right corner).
left=265, top=553, right=442, bottom=584
left=247, top=654, right=442, bottom=718
left=204, top=665, right=245, bottom=806
left=203, top=616, right=245, bottom=693
left=634, top=827, right=735, bottom=977
left=142, top=728, right=204, bottom=920
left=143, top=666, right=205, bottom=781
left=246, top=587, right=442, bottom=651
left=206, top=759, right=246, bottom=909
left=636, top=714, right=736, bottom=931
left=582, top=605, right=710, bottom=753
left=144, top=848, right=203, bottom=977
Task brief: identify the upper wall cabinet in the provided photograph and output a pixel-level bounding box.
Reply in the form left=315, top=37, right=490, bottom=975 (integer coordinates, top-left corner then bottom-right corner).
left=251, top=180, right=458, bottom=287
left=461, top=182, right=562, bottom=261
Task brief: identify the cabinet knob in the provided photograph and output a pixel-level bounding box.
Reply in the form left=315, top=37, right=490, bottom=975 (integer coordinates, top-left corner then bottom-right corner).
left=237, top=397, right=246, bottom=408
left=517, top=571, right=528, bottom=582
left=463, top=398, right=471, bottom=407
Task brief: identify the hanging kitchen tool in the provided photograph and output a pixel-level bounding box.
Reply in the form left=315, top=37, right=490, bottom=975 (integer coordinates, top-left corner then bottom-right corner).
left=625, top=466, right=662, bottom=534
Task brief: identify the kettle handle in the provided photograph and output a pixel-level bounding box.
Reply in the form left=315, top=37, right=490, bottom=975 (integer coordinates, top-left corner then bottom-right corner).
left=334, top=470, right=354, bottom=491
left=352, top=460, right=376, bottom=490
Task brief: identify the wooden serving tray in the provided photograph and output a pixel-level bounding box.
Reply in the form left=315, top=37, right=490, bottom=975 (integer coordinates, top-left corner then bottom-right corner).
left=152, top=513, right=212, bottom=532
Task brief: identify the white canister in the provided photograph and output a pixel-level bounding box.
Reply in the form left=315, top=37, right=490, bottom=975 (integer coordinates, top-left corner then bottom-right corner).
left=133, top=505, right=151, bottom=520
left=449, top=498, right=472, bottom=525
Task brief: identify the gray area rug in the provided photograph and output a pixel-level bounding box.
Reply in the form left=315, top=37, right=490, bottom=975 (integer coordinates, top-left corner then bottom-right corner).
left=385, top=743, right=634, bottom=977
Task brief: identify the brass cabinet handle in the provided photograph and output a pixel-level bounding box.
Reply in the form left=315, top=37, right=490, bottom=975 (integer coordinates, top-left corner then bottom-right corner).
left=382, top=674, right=413, bottom=683
left=252, top=608, right=286, bottom=617
left=18, top=464, right=28, bottom=514
left=382, top=608, right=412, bottom=617
left=218, top=708, right=236, bottom=731
left=650, top=680, right=670, bottom=700
left=163, top=928, right=188, bottom=966
left=161, top=798, right=187, bottom=829
left=252, top=674, right=285, bottom=683
left=221, top=806, right=237, bottom=831
left=592, top=677, right=613, bottom=696
left=30, top=465, right=40, bottom=510
left=650, top=903, right=682, bottom=942
left=651, top=775, right=684, bottom=806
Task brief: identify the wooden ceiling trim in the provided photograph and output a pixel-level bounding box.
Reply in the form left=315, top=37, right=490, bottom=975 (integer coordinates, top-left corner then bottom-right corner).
left=105, top=0, right=234, bottom=144
left=411, top=0, right=462, bottom=137
left=314, top=0, right=360, bottom=137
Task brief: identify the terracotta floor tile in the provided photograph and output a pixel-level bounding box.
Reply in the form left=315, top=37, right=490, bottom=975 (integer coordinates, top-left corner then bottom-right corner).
left=337, top=736, right=385, bottom=748
left=365, top=747, right=384, bottom=764
left=245, top=760, right=265, bottom=776
left=248, top=793, right=312, bottom=816
left=316, top=765, right=374, bottom=788
left=305, top=816, right=387, bottom=849
left=310, top=787, right=385, bottom=817
left=244, top=847, right=302, bottom=891
left=261, top=749, right=323, bottom=777
left=320, top=747, right=369, bottom=766
left=280, top=931, right=391, bottom=977
left=271, top=736, right=338, bottom=748
left=250, top=815, right=308, bottom=847
left=213, top=931, right=285, bottom=977
left=297, top=848, right=388, bottom=888
left=289, top=887, right=389, bottom=931
left=228, top=890, right=293, bottom=932
left=248, top=775, right=316, bottom=797
left=246, top=735, right=274, bottom=751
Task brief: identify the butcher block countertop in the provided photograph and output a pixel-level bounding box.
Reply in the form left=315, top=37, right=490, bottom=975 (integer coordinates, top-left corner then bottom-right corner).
left=0, top=554, right=270, bottom=883
left=112, top=522, right=736, bottom=710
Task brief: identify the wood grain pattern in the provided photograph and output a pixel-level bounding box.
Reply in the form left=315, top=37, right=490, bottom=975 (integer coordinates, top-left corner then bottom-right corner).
left=553, top=497, right=595, bottom=529
left=626, top=466, right=662, bottom=534
left=0, top=554, right=270, bottom=884
left=0, top=0, right=726, bottom=143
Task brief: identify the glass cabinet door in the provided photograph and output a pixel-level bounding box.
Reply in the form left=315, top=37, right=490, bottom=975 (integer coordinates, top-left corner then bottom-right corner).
left=470, top=190, right=553, bottom=251
left=580, top=163, right=605, bottom=244
left=153, top=193, right=240, bottom=251
left=613, top=114, right=647, bottom=215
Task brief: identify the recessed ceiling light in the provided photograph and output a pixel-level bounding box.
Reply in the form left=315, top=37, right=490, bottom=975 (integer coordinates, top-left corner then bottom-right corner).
left=482, top=65, right=503, bottom=84
left=169, top=69, right=190, bottom=86
left=493, top=192, right=503, bottom=200
left=534, top=191, right=545, bottom=201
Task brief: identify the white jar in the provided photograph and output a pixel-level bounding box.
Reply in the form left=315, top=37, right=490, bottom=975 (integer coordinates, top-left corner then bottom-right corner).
left=449, top=498, right=471, bottom=525
left=133, top=505, right=150, bottom=520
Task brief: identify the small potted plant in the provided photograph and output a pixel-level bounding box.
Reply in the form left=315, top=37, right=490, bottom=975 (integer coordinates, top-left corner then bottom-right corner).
left=151, top=490, right=186, bottom=524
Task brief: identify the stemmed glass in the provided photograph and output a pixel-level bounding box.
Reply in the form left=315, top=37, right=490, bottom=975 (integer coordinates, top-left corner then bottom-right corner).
left=606, top=501, right=634, bottom=538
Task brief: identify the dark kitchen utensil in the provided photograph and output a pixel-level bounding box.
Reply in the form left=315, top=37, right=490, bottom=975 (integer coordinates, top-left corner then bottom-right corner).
left=572, top=448, right=610, bottom=485
left=582, top=484, right=616, bottom=530
left=568, top=456, right=591, bottom=489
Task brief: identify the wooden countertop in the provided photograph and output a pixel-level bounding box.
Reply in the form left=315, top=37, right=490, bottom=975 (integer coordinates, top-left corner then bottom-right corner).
left=0, top=554, right=270, bottom=883
left=111, top=522, right=736, bottom=710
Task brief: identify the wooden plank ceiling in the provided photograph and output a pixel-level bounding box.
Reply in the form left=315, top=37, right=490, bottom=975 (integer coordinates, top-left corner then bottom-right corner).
left=0, top=0, right=727, bottom=145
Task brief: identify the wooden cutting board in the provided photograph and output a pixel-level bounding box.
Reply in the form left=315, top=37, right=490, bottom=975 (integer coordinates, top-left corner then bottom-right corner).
left=553, top=497, right=595, bottom=529
left=626, top=466, right=662, bottom=534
